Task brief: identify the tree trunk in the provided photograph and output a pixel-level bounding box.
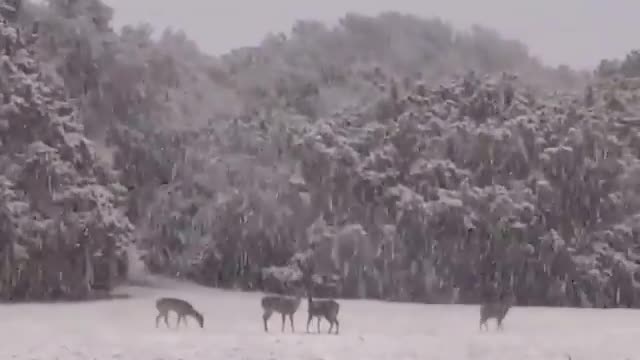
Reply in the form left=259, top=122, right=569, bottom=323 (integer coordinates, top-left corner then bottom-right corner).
left=83, top=244, right=94, bottom=296
left=1, top=239, right=14, bottom=299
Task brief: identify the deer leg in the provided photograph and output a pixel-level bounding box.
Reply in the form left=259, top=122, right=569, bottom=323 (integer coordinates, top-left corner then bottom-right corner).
left=281, top=313, right=286, bottom=332
left=262, top=310, right=272, bottom=332
left=163, top=313, right=170, bottom=328
left=497, top=318, right=504, bottom=331
left=306, top=314, right=313, bottom=333
left=176, top=314, right=182, bottom=329
left=155, top=312, right=164, bottom=328
left=317, top=317, right=321, bottom=333
left=289, top=314, right=295, bottom=332
left=328, top=316, right=338, bottom=334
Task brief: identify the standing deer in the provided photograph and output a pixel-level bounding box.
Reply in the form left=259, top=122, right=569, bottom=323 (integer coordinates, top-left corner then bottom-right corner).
left=155, top=297, right=204, bottom=329
left=295, top=256, right=341, bottom=334
left=261, top=285, right=304, bottom=332
left=479, top=292, right=515, bottom=331
left=307, top=293, right=340, bottom=334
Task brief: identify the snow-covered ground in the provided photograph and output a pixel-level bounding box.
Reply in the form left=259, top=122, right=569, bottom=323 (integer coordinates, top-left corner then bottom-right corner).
left=0, top=279, right=637, bottom=360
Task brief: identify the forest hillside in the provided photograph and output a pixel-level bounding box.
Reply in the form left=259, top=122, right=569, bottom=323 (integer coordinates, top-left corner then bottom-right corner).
left=3, top=0, right=640, bottom=308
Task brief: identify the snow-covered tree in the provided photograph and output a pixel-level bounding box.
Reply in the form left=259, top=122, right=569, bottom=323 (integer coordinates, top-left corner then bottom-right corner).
left=0, top=1, right=134, bottom=300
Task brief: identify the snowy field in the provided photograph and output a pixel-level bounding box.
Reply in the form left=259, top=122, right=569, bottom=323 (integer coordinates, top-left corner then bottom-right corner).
left=0, top=279, right=637, bottom=360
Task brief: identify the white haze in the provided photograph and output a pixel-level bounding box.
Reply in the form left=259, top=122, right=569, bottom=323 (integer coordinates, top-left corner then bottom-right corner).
left=103, top=0, right=640, bottom=70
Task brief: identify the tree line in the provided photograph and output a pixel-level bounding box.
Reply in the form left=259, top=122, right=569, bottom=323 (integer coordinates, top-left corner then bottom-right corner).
left=2, top=0, right=640, bottom=308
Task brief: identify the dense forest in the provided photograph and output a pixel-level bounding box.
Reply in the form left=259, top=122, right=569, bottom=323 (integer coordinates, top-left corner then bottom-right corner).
left=2, top=0, right=640, bottom=308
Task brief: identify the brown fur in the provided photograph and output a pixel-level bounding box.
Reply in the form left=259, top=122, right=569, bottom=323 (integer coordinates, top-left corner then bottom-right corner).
left=155, top=297, right=204, bottom=329
left=479, top=294, right=515, bottom=331
left=307, top=295, right=340, bottom=334
left=261, top=291, right=303, bottom=332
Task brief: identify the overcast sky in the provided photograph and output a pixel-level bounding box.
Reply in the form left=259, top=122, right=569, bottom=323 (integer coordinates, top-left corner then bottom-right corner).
left=102, top=0, right=640, bottom=70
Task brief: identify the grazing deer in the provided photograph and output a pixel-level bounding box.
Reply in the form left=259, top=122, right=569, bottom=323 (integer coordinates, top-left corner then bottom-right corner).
left=479, top=292, right=515, bottom=331
left=307, top=293, right=340, bottom=334
left=261, top=286, right=304, bottom=332
left=155, top=297, right=204, bottom=329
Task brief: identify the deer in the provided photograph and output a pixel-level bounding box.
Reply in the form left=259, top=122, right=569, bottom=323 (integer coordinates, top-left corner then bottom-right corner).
left=155, top=297, right=204, bottom=329
left=261, top=284, right=304, bottom=332
left=294, top=256, right=341, bottom=334
left=479, top=291, right=515, bottom=331
left=306, top=293, right=340, bottom=334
